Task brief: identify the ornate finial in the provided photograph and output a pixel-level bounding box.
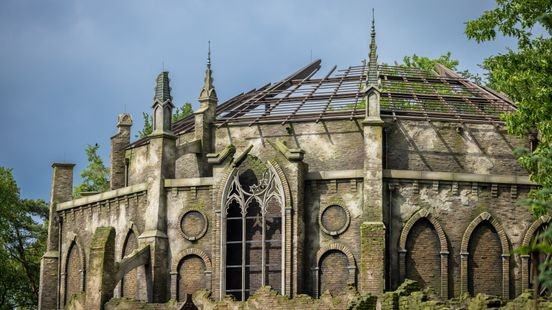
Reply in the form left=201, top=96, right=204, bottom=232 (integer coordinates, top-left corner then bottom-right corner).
left=199, top=42, right=218, bottom=102
left=207, top=40, right=211, bottom=66
left=154, top=71, right=172, bottom=102
left=371, top=8, right=375, bottom=38
left=367, top=9, right=378, bottom=86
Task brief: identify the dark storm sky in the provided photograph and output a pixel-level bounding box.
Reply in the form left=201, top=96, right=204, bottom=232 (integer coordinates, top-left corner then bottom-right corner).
left=0, top=0, right=518, bottom=200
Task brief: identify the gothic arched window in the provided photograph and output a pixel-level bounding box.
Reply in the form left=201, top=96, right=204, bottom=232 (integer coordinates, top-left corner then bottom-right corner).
left=223, top=159, right=285, bottom=301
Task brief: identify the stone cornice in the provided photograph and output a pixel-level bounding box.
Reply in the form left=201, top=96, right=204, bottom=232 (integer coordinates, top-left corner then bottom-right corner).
left=306, top=169, right=535, bottom=185
left=57, top=183, right=147, bottom=211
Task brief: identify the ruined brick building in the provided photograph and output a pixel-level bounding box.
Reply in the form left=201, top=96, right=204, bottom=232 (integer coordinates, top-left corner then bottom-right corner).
left=39, top=21, right=545, bottom=309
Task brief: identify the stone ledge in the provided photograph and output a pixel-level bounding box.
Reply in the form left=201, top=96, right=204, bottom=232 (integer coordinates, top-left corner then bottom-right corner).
left=57, top=183, right=147, bottom=211
left=305, top=169, right=535, bottom=185
left=164, top=177, right=213, bottom=188
left=383, top=169, right=534, bottom=185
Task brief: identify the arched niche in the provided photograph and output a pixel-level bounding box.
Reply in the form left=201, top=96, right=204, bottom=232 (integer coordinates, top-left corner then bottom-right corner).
left=398, top=209, right=449, bottom=298
left=520, top=215, right=551, bottom=293
left=170, top=248, right=213, bottom=301
left=312, top=243, right=356, bottom=297
left=460, top=212, right=510, bottom=299
left=61, top=233, right=86, bottom=306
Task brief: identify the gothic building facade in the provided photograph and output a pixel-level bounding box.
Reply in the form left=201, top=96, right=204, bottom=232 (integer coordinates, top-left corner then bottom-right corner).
left=39, top=24, right=543, bottom=309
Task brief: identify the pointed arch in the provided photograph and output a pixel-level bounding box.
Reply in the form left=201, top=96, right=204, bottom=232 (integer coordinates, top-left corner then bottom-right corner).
left=312, top=243, right=356, bottom=297
left=521, top=215, right=551, bottom=291
left=460, top=212, right=510, bottom=298
left=62, top=233, right=86, bottom=306
left=398, top=209, right=449, bottom=298
left=216, top=156, right=291, bottom=301
left=120, top=227, right=141, bottom=299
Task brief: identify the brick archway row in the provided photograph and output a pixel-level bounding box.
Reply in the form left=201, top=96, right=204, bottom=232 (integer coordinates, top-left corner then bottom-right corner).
left=398, top=209, right=449, bottom=298
left=520, top=215, right=551, bottom=291
left=460, top=212, right=510, bottom=299
left=311, top=242, right=356, bottom=298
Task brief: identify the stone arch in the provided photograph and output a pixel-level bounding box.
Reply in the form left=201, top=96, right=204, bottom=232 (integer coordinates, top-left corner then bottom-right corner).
left=460, top=212, right=510, bottom=298
left=522, top=215, right=551, bottom=248
left=170, top=248, right=212, bottom=300
left=313, top=243, right=356, bottom=297
left=398, top=209, right=449, bottom=298
left=62, top=233, right=86, bottom=306
left=520, top=215, right=551, bottom=291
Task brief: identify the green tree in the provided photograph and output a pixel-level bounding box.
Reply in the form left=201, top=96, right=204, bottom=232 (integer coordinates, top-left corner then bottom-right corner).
left=466, top=0, right=552, bottom=296
left=137, top=112, right=153, bottom=138
left=402, top=52, right=459, bottom=71
left=74, top=143, right=110, bottom=197
left=137, top=102, right=194, bottom=138
left=172, top=102, right=193, bottom=122
left=402, top=52, right=482, bottom=84
left=0, top=167, right=48, bottom=308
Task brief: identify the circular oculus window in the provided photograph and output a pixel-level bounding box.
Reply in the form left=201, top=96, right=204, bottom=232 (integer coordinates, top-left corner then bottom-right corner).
left=319, top=204, right=350, bottom=236
left=179, top=210, right=208, bottom=241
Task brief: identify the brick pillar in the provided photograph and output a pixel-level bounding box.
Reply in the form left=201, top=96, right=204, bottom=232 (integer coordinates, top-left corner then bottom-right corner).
left=440, top=251, right=449, bottom=299
left=110, top=113, right=132, bottom=189
left=502, top=254, right=510, bottom=299
left=520, top=255, right=530, bottom=292
left=360, top=88, right=386, bottom=295
left=460, top=252, right=469, bottom=295
left=39, top=163, right=75, bottom=310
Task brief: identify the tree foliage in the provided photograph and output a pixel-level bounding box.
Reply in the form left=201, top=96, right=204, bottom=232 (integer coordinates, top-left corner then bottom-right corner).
left=74, top=143, right=110, bottom=197
left=402, top=52, right=459, bottom=71
left=137, top=112, right=153, bottom=138
left=0, top=167, right=48, bottom=309
left=466, top=0, right=552, bottom=294
left=402, top=52, right=483, bottom=84
left=172, top=102, right=193, bottom=123
left=137, top=102, right=194, bottom=138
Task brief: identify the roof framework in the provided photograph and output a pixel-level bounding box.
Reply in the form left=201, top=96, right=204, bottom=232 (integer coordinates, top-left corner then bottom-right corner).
left=170, top=59, right=515, bottom=136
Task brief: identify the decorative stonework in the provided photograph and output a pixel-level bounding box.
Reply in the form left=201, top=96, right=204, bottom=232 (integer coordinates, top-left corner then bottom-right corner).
left=179, top=209, right=208, bottom=241
left=319, top=204, right=351, bottom=236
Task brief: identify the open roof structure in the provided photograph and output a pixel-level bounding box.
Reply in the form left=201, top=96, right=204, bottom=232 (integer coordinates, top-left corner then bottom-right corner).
left=129, top=19, right=516, bottom=149
left=170, top=59, right=516, bottom=136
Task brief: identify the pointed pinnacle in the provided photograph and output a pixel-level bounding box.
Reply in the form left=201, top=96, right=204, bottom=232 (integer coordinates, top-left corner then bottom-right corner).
left=154, top=71, right=172, bottom=102
left=367, top=9, right=378, bottom=86
left=199, top=44, right=218, bottom=101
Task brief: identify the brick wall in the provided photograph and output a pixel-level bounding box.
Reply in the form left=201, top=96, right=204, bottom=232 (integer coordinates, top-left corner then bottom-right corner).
left=405, top=219, right=440, bottom=292
left=320, top=250, right=348, bottom=295
left=66, top=243, right=82, bottom=304
left=122, top=231, right=138, bottom=299
left=178, top=255, right=206, bottom=300
left=468, top=223, right=502, bottom=296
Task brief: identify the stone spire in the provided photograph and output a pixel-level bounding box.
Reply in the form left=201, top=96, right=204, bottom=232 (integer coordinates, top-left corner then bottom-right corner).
left=367, top=9, right=378, bottom=86
left=151, top=71, right=174, bottom=135
left=154, top=71, right=172, bottom=102
left=199, top=41, right=218, bottom=104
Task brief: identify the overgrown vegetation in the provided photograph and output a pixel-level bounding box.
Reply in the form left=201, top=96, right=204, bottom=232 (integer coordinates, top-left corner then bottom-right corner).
left=465, top=0, right=552, bottom=299
left=0, top=167, right=48, bottom=308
